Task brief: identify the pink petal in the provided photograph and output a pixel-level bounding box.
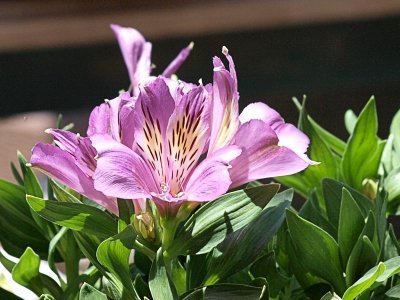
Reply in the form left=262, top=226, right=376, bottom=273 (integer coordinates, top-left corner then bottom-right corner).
left=92, top=134, right=158, bottom=200
left=87, top=92, right=135, bottom=145
left=46, top=129, right=78, bottom=155
left=165, top=85, right=210, bottom=194
left=31, top=143, right=118, bottom=214
left=208, top=49, right=240, bottom=153
left=239, top=102, right=283, bottom=128
left=274, top=123, right=310, bottom=157
left=131, top=77, right=176, bottom=183
left=162, top=42, right=194, bottom=78
left=111, top=24, right=152, bottom=95
left=184, top=145, right=242, bottom=202
left=229, top=120, right=310, bottom=188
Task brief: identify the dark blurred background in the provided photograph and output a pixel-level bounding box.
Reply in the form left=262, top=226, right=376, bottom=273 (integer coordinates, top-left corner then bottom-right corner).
left=1, top=0, right=400, bottom=180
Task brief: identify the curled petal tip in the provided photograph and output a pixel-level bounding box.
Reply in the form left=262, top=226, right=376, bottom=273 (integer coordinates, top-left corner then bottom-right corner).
left=198, top=78, right=203, bottom=86
left=222, top=46, right=229, bottom=55
left=104, top=99, right=110, bottom=103
left=44, top=128, right=52, bottom=134
left=188, top=41, right=194, bottom=50
left=25, top=163, right=32, bottom=167
left=76, top=133, right=81, bottom=139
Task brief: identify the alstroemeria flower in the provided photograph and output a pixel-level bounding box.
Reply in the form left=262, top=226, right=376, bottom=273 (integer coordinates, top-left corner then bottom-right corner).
left=111, top=24, right=193, bottom=96
left=30, top=129, right=119, bottom=214
left=92, top=77, right=242, bottom=215
left=208, top=47, right=317, bottom=188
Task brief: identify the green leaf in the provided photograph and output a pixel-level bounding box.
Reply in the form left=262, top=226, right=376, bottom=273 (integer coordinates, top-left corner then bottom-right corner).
left=300, top=189, right=336, bottom=238
left=286, top=209, right=346, bottom=295
left=323, top=178, right=372, bottom=230
left=73, top=232, right=106, bottom=275
left=0, top=287, right=22, bottom=300
left=118, top=198, right=135, bottom=226
left=250, top=252, right=290, bottom=298
left=12, top=247, right=40, bottom=287
left=292, top=96, right=346, bottom=155
left=0, top=179, right=49, bottom=258
left=182, top=283, right=267, bottom=300
left=27, top=195, right=117, bottom=239
left=338, top=188, right=365, bottom=266
left=186, top=254, right=209, bottom=291
left=277, top=99, right=337, bottom=201
left=18, top=152, right=43, bottom=198
left=166, top=184, right=279, bottom=257
left=96, top=225, right=139, bottom=300
left=12, top=247, right=62, bottom=297
left=342, top=97, right=385, bottom=190
left=385, top=167, right=400, bottom=202
left=374, top=256, right=400, bottom=284
left=342, top=262, right=385, bottom=300
left=344, top=110, right=357, bottom=135
left=203, top=189, right=292, bottom=284
left=79, top=283, right=107, bottom=300
left=47, top=227, right=68, bottom=287
left=320, top=291, right=341, bottom=300
left=39, top=295, right=55, bottom=300
left=345, top=212, right=378, bottom=286
left=386, top=285, right=400, bottom=298
left=49, top=179, right=81, bottom=203
left=10, top=162, right=24, bottom=186
left=149, top=248, right=178, bottom=300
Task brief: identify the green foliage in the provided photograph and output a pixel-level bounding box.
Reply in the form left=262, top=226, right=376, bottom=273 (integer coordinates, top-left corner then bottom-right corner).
left=27, top=195, right=117, bottom=239
left=149, top=248, right=179, bottom=300
left=166, top=184, right=280, bottom=257
left=1, top=97, right=400, bottom=300
left=341, top=97, right=385, bottom=191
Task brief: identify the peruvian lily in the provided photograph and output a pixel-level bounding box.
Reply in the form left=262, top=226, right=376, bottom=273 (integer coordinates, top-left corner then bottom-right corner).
left=209, top=47, right=317, bottom=188
left=92, top=77, right=242, bottom=216
left=30, top=129, right=119, bottom=215
left=111, top=24, right=193, bottom=96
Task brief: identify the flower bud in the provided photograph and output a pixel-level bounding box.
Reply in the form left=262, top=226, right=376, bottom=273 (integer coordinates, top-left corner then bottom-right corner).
left=362, top=178, right=378, bottom=200
left=133, top=212, right=156, bottom=242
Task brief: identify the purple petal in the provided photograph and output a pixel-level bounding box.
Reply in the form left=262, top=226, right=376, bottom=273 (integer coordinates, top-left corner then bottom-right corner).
left=239, top=102, right=283, bottom=128
left=74, top=137, right=98, bottom=177
left=165, top=85, right=210, bottom=194
left=162, top=42, right=194, bottom=78
left=87, top=92, right=135, bottom=145
left=87, top=103, right=109, bottom=137
left=92, top=134, right=158, bottom=200
left=208, top=48, right=240, bottom=153
left=229, top=120, right=310, bottom=188
left=31, top=143, right=118, bottom=214
left=46, top=129, right=78, bottom=155
left=274, top=123, right=310, bottom=157
left=184, top=145, right=242, bottom=202
left=111, top=24, right=152, bottom=94
left=131, top=77, right=176, bottom=183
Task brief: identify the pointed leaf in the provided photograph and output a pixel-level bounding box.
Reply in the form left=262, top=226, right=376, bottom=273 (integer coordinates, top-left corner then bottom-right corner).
left=182, top=283, right=267, bottom=300
left=203, top=189, right=292, bottom=284
left=286, top=209, right=346, bottom=295
left=338, top=188, right=365, bottom=266
left=342, top=97, right=384, bottom=190
left=342, top=262, right=385, bottom=300
left=166, top=184, right=279, bottom=257
left=96, top=225, right=139, bottom=300
left=149, top=248, right=178, bottom=300
left=27, top=195, right=117, bottom=239
left=79, top=283, right=107, bottom=300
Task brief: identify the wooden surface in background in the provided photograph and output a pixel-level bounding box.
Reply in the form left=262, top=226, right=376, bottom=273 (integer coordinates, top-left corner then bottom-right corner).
left=0, top=113, right=56, bottom=181
left=1, top=0, right=400, bottom=51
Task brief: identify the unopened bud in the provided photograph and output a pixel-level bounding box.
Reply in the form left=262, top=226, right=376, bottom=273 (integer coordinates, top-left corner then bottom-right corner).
left=362, top=178, right=378, bottom=200
left=133, top=212, right=156, bottom=242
